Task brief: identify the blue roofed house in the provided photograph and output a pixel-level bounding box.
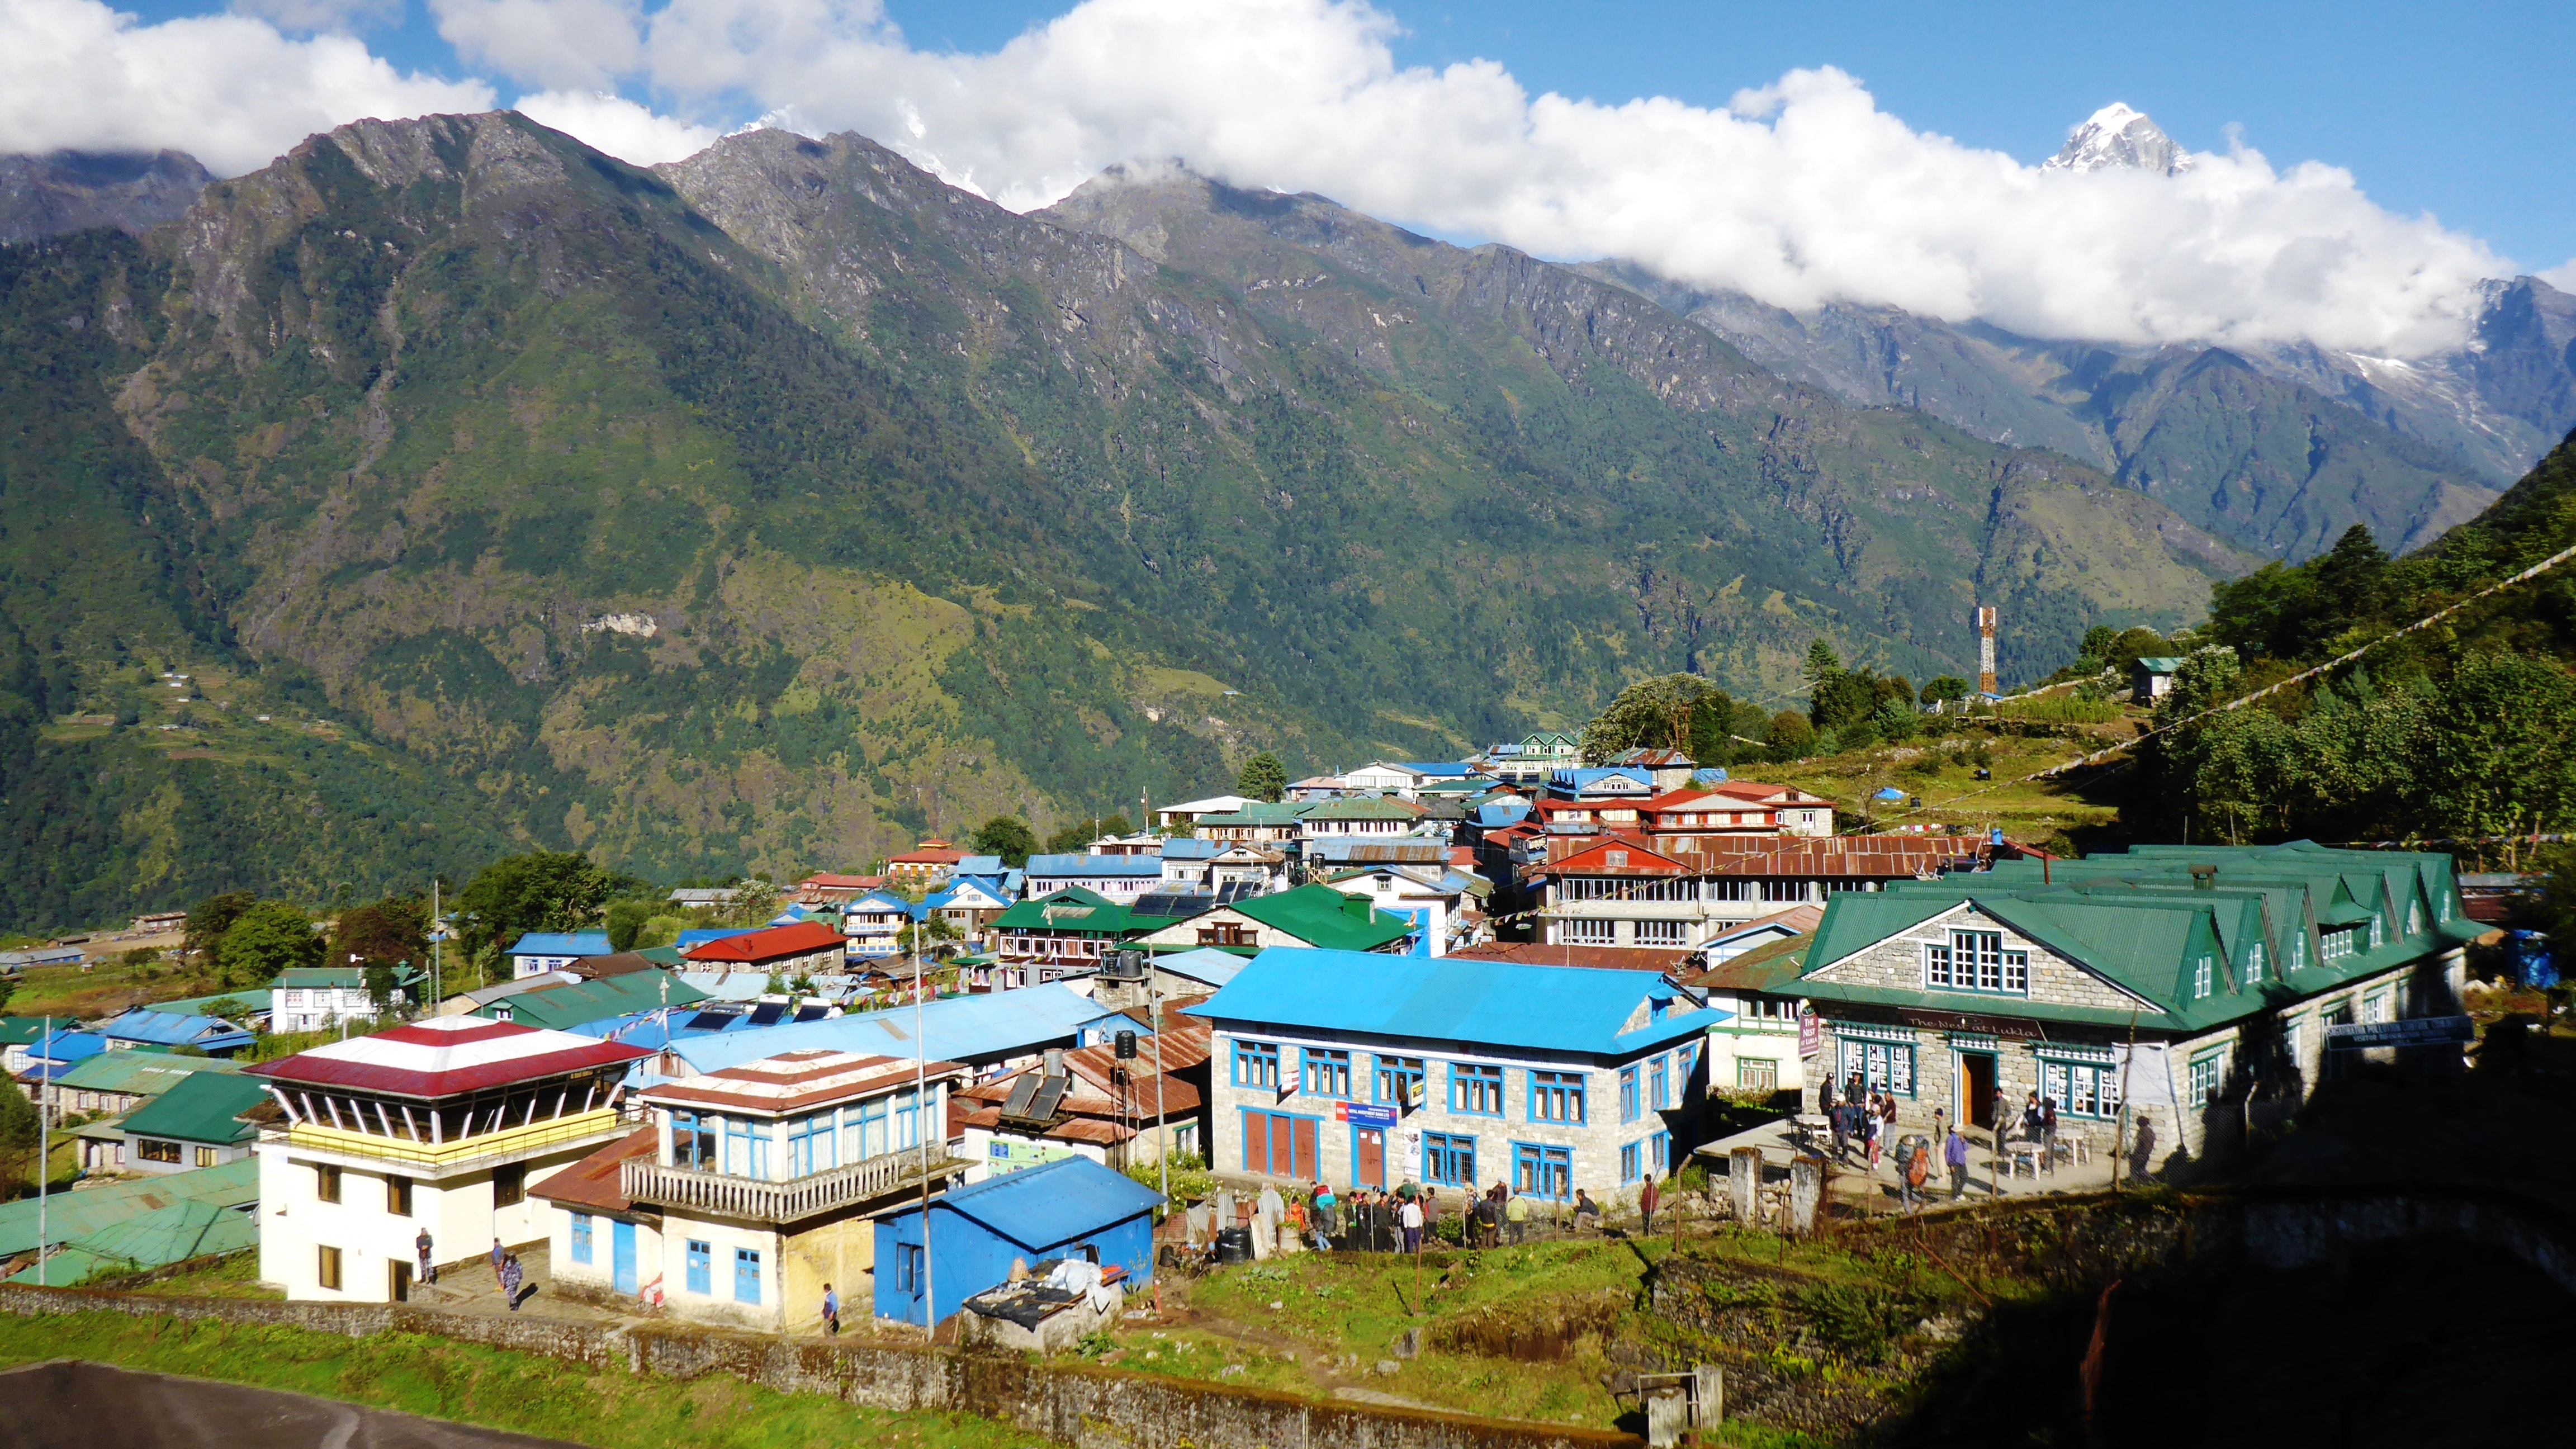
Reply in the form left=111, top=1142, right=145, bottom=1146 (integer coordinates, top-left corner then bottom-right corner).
left=1024, top=854, right=1167, bottom=904
left=840, top=890, right=916, bottom=960
left=1188, top=948, right=1724, bottom=1205
left=873, top=1154, right=1162, bottom=1327
left=510, top=931, right=616, bottom=981
left=94, top=1008, right=253, bottom=1057
left=927, top=875, right=1016, bottom=946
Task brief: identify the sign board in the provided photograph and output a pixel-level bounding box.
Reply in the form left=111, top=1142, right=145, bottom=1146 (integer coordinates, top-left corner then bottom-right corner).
left=1798, top=1008, right=1822, bottom=1059
left=1337, top=1101, right=1399, bottom=1128
left=1896, top=1007, right=2041, bottom=1039
left=2323, top=1015, right=2474, bottom=1051
left=984, top=1138, right=1079, bottom=1175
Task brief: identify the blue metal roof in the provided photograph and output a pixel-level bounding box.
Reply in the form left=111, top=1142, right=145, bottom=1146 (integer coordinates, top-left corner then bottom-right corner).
left=931, top=1155, right=1163, bottom=1248
left=1400, top=761, right=1479, bottom=777
left=1158, top=838, right=1220, bottom=861
left=955, top=854, right=1004, bottom=875
left=508, top=931, right=614, bottom=956
left=94, top=1009, right=253, bottom=1051
left=1152, top=947, right=1249, bottom=987
left=1187, top=948, right=1726, bottom=1058
left=1027, top=854, right=1166, bottom=878
left=847, top=890, right=913, bottom=913
left=607, top=983, right=1116, bottom=1078
left=18, top=1031, right=108, bottom=1078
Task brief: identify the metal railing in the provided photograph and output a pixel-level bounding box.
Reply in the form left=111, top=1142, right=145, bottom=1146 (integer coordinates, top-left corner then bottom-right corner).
left=282, top=1109, right=626, bottom=1176
left=621, top=1148, right=970, bottom=1223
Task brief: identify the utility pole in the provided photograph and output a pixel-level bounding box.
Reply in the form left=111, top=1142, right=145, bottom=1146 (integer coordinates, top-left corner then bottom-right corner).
left=915, top=954, right=934, bottom=1343
left=1152, top=982, right=1168, bottom=1204
left=430, top=878, right=442, bottom=1011
left=36, top=1016, right=51, bottom=1286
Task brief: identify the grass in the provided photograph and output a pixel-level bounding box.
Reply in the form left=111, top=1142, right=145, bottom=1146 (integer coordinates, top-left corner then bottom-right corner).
left=116, top=1252, right=280, bottom=1301
left=3, top=956, right=220, bottom=1021
left=0, top=1311, right=1037, bottom=1449
left=1765, top=722, right=2131, bottom=852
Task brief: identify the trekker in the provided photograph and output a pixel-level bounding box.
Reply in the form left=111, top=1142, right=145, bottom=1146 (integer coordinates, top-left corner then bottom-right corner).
left=1879, top=1093, right=1900, bottom=1163
left=490, top=1237, right=506, bottom=1278
left=416, top=1227, right=435, bottom=1285
left=1863, top=1092, right=1884, bottom=1169
left=1398, top=1194, right=1424, bottom=1254
left=1311, top=1182, right=1339, bottom=1249
left=1504, top=1185, right=1532, bottom=1243
left=1474, top=1187, right=1502, bottom=1247
left=822, top=1283, right=841, bottom=1334
left=2023, top=1091, right=2044, bottom=1145
left=1572, top=1189, right=1601, bottom=1233
left=1945, top=1123, right=1971, bottom=1200
left=1991, top=1086, right=2012, bottom=1149
left=1901, top=1137, right=1931, bottom=1212
left=500, top=1253, right=524, bottom=1311
left=2041, top=1096, right=2061, bottom=1172
left=1829, top=1096, right=1852, bottom=1162
left=1639, top=1176, right=1661, bottom=1235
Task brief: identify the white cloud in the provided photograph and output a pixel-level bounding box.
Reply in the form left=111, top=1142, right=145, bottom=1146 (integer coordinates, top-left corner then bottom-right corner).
left=514, top=89, right=719, bottom=165
left=0, top=0, right=491, bottom=176
left=431, top=0, right=642, bottom=91
left=2539, top=259, right=2576, bottom=295
left=228, top=0, right=402, bottom=34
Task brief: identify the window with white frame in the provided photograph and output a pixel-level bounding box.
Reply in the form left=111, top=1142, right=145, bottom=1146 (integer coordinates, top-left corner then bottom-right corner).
left=2187, top=1051, right=2224, bottom=1104
left=1760, top=880, right=1810, bottom=902
left=1635, top=920, right=1688, bottom=946
left=2364, top=990, right=2390, bottom=1024
left=2244, top=942, right=2263, bottom=983
left=1928, top=931, right=2028, bottom=994
left=2192, top=955, right=2214, bottom=1000
left=2322, top=925, right=2361, bottom=961
left=2039, top=1059, right=2121, bottom=1119
left=2405, top=899, right=2423, bottom=936
left=1564, top=920, right=1616, bottom=945
left=1837, top=1039, right=1914, bottom=1096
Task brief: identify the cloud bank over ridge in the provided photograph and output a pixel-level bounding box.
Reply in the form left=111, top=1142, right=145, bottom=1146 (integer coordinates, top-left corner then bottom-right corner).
left=0, top=0, right=2526, bottom=354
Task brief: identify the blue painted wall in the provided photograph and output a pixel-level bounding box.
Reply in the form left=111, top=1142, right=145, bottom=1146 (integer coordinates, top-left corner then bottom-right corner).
left=871, top=1201, right=1156, bottom=1327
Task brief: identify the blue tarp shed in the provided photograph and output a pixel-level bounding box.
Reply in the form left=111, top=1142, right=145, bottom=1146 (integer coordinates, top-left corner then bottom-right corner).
left=872, top=1156, right=1162, bottom=1326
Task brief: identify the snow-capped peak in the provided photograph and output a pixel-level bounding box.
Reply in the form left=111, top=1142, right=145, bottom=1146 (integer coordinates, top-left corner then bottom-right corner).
left=2041, top=103, right=2195, bottom=177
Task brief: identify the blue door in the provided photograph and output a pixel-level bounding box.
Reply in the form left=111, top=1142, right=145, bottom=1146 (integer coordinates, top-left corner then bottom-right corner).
left=612, top=1220, right=637, bottom=1295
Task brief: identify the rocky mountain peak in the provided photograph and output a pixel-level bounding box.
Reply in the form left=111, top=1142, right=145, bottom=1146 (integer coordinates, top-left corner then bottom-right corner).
left=0, top=147, right=212, bottom=244
left=2041, top=102, right=2195, bottom=177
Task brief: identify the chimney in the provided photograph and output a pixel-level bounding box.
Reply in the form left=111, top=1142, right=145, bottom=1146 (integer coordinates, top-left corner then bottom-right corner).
left=1044, top=1047, right=1066, bottom=1078
left=2190, top=864, right=2217, bottom=891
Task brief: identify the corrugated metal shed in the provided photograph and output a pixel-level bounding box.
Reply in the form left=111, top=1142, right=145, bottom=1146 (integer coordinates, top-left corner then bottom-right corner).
left=6, top=1197, right=258, bottom=1283
left=50, top=1050, right=243, bottom=1097
left=1187, top=947, right=1725, bottom=1057
left=927, top=1154, right=1164, bottom=1249
left=117, top=1072, right=271, bottom=1147
left=0, top=1157, right=258, bottom=1254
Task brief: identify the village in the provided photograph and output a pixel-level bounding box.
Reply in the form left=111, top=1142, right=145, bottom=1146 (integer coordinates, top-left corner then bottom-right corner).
left=0, top=655, right=2531, bottom=1447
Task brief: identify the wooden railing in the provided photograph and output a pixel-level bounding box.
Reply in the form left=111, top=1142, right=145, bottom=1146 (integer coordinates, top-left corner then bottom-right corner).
left=285, top=1109, right=625, bottom=1174
left=621, top=1148, right=969, bottom=1223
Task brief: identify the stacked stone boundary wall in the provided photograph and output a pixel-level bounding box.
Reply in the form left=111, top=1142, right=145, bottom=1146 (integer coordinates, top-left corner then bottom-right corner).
left=0, top=1284, right=1641, bottom=1449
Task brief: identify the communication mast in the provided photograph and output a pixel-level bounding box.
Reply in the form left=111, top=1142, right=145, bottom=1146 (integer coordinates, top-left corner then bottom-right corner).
left=1973, top=606, right=1999, bottom=697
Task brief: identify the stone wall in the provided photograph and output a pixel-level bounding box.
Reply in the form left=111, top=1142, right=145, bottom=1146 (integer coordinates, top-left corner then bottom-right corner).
left=0, top=1284, right=1641, bottom=1449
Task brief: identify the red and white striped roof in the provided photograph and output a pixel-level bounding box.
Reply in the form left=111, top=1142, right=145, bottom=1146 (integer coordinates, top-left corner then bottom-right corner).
left=249, top=1016, right=651, bottom=1099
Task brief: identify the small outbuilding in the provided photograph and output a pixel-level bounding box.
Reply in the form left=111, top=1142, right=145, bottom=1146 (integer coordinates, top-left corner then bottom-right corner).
left=2131, top=655, right=2186, bottom=703
left=871, top=1154, right=1161, bottom=1327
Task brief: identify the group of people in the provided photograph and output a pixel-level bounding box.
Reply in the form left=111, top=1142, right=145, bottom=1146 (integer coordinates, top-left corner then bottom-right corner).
left=1229, top=1175, right=1645, bottom=1257
left=1821, top=1074, right=2070, bottom=1213
left=1823, top=1074, right=1903, bottom=1168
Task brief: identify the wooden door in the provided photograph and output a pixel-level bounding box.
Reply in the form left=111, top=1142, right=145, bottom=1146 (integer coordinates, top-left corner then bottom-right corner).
left=1243, top=1110, right=1270, bottom=1174
left=1291, top=1117, right=1318, bottom=1180
left=1356, top=1129, right=1385, bottom=1189
left=389, top=1261, right=411, bottom=1303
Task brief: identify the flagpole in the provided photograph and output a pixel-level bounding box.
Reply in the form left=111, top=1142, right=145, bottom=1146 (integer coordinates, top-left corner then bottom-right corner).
left=915, top=920, right=934, bottom=1341
left=36, top=1016, right=50, bottom=1286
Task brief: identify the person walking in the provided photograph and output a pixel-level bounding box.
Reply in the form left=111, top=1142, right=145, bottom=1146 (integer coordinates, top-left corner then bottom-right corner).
left=822, top=1282, right=841, bottom=1334
left=500, top=1253, right=524, bottom=1311
left=1829, top=1094, right=1853, bottom=1162
left=2040, top=1095, right=2061, bottom=1172
left=1398, top=1192, right=1424, bottom=1254
left=1639, top=1175, right=1661, bottom=1235
left=489, top=1237, right=506, bottom=1280
left=1863, top=1092, right=1884, bottom=1170
left=1504, top=1185, right=1532, bottom=1244
left=1879, top=1093, right=1900, bottom=1166
left=1990, top=1086, right=2012, bottom=1150
left=1945, top=1122, right=1971, bottom=1200
left=416, top=1227, right=435, bottom=1286
left=1901, top=1136, right=1931, bottom=1213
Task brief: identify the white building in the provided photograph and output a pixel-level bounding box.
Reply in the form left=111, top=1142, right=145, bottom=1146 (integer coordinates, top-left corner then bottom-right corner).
left=248, top=1017, right=651, bottom=1302
left=271, top=966, right=405, bottom=1034
left=1156, top=794, right=1251, bottom=830
left=536, top=1049, right=969, bottom=1332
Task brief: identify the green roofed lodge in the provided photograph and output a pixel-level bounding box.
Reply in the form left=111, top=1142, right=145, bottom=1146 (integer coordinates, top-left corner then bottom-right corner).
left=1793, top=842, right=2479, bottom=1176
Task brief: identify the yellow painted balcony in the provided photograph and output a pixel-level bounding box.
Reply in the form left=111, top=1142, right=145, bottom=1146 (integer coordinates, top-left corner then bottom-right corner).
left=284, top=1107, right=626, bottom=1174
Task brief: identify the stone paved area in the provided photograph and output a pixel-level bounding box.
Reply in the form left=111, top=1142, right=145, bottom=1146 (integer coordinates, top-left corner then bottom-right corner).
left=1697, top=1113, right=2124, bottom=1214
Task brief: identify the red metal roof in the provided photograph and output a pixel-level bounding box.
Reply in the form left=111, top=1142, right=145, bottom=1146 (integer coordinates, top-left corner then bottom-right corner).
left=528, top=1126, right=657, bottom=1214
left=679, top=918, right=846, bottom=964
left=249, top=1016, right=651, bottom=1099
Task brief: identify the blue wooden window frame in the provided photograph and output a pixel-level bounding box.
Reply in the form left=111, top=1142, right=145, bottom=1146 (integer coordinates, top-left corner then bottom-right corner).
left=685, top=1239, right=711, bottom=1295
left=1512, top=1143, right=1572, bottom=1202
left=734, top=1247, right=762, bottom=1305
left=1531, top=1070, right=1587, bottom=1124
left=1650, top=1055, right=1670, bottom=1111
left=670, top=1110, right=716, bottom=1169
left=1649, top=1130, right=1670, bottom=1175
left=1233, top=1040, right=1281, bottom=1088
left=726, top=1119, right=770, bottom=1178
left=569, top=1213, right=594, bottom=1265
left=1373, top=1055, right=1424, bottom=1106
left=788, top=1114, right=835, bottom=1176
left=1620, top=1142, right=1641, bottom=1183
left=1449, top=1062, right=1504, bottom=1116
left=1301, top=1048, right=1352, bottom=1098
left=1617, top=1066, right=1640, bottom=1124
left=1422, top=1131, right=1476, bottom=1186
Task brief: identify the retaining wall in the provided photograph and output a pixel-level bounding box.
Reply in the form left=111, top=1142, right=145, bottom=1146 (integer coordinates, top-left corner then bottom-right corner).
left=0, top=1284, right=1641, bottom=1449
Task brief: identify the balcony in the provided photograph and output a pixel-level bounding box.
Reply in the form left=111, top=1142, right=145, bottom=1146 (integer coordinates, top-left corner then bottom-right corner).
left=621, top=1148, right=971, bottom=1224
left=282, top=1107, right=628, bottom=1177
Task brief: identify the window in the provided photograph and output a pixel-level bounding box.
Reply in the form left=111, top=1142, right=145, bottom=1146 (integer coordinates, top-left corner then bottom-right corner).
left=570, top=1213, right=595, bottom=1265
left=1423, top=1132, right=1476, bottom=1186
left=1678, top=1040, right=1701, bottom=1083
left=2192, top=955, right=2213, bottom=1000
left=195, top=1146, right=218, bottom=1168
left=2039, top=1060, right=2120, bottom=1119
left=1621, top=1142, right=1641, bottom=1183
left=1650, top=1055, right=1671, bottom=1110
left=1198, top=922, right=1251, bottom=946
left=139, top=1138, right=181, bottom=1164
left=2322, top=926, right=2360, bottom=961
left=685, top=1240, right=712, bottom=1295
left=1531, top=1071, right=1587, bottom=1124
left=1450, top=1063, right=1505, bottom=1116
left=1513, top=1143, right=1573, bottom=1201
left=2406, top=899, right=2423, bottom=936
left=317, top=1246, right=342, bottom=1291
left=1837, top=1039, right=1915, bottom=1096
left=1302, top=1049, right=1352, bottom=1098
left=2364, top=991, right=2391, bottom=1025
left=1933, top=931, right=2029, bottom=994
left=1564, top=919, right=1616, bottom=945
left=735, top=1248, right=762, bottom=1305
left=493, top=1163, right=525, bottom=1208
left=1618, top=1066, right=1641, bottom=1124
left=672, top=1110, right=717, bottom=1169
left=2284, top=1017, right=2304, bottom=1064
left=1233, top=1040, right=1281, bottom=1089
left=1635, top=920, right=1688, bottom=946
left=317, top=1163, right=342, bottom=1202
left=2188, top=1052, right=2224, bottom=1104
left=1737, top=1058, right=1778, bottom=1092
left=387, top=1176, right=412, bottom=1216
left=788, top=1114, right=836, bottom=1176
left=1649, top=1131, right=1670, bottom=1174
left=2291, top=931, right=2309, bottom=970
left=1604, top=850, right=1628, bottom=868
left=1373, top=1056, right=1425, bottom=1107
left=1759, top=880, right=1810, bottom=903
left=2244, top=943, right=2263, bottom=984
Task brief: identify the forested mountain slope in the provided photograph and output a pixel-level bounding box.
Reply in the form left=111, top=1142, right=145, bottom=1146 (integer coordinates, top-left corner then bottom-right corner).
left=0, top=114, right=2250, bottom=925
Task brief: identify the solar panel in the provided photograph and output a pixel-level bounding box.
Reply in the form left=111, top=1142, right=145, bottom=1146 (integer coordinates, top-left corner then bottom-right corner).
left=1131, top=891, right=1199, bottom=917
left=747, top=1002, right=787, bottom=1026
left=683, top=1010, right=737, bottom=1033
left=793, top=1005, right=828, bottom=1022
left=1000, top=1074, right=1043, bottom=1119
left=1027, top=1075, right=1071, bottom=1121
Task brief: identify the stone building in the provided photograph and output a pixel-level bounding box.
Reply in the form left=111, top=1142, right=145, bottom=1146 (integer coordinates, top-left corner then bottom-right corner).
left=1793, top=842, right=2477, bottom=1173
left=1188, top=948, right=1722, bottom=1202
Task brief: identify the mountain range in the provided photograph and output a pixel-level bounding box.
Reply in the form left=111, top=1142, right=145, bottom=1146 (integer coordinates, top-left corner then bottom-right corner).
left=0, top=107, right=2553, bottom=926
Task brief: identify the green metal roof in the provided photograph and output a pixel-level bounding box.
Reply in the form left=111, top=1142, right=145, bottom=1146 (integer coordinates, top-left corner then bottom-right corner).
left=0, top=1019, right=56, bottom=1046
left=991, top=887, right=1179, bottom=937
left=1229, top=884, right=1415, bottom=951
left=0, top=1156, right=258, bottom=1255
left=476, top=969, right=710, bottom=1030
left=116, top=1071, right=271, bottom=1147
left=4, top=1197, right=257, bottom=1285
left=50, top=1050, right=243, bottom=1097
left=130, top=991, right=270, bottom=1018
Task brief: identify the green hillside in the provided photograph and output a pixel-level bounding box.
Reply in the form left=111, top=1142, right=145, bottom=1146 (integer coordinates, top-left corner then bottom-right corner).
left=0, top=113, right=2257, bottom=927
